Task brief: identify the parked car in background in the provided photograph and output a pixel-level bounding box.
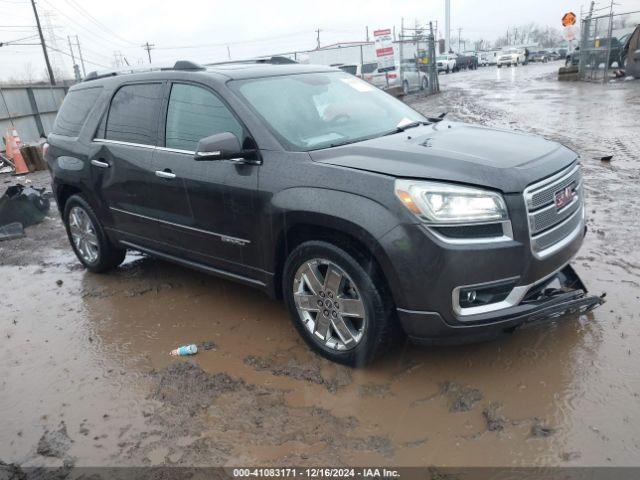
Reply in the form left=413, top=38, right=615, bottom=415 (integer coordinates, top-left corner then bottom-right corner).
left=624, top=24, right=640, bottom=78
left=558, top=48, right=568, bottom=59
left=545, top=50, right=561, bottom=61
left=397, top=62, right=429, bottom=94
left=338, top=62, right=387, bottom=89
left=497, top=48, right=526, bottom=67
left=530, top=51, right=549, bottom=63
left=458, top=52, right=479, bottom=70
left=566, top=31, right=634, bottom=69
left=487, top=50, right=501, bottom=65
left=477, top=51, right=492, bottom=66
left=436, top=54, right=457, bottom=73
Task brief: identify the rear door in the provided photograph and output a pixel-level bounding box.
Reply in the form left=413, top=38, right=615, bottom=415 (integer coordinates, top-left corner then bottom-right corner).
left=91, top=82, right=164, bottom=243
left=153, top=81, right=260, bottom=273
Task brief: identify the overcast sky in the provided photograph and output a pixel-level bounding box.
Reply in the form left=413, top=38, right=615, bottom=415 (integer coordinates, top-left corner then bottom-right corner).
left=2, top=0, right=640, bottom=82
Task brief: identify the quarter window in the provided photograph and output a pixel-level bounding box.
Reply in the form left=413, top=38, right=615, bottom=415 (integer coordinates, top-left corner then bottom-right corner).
left=105, top=83, right=163, bottom=145
left=52, top=87, right=102, bottom=137
left=165, top=83, right=243, bottom=152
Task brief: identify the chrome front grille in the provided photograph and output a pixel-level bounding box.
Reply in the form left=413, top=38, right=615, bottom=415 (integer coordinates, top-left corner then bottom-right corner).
left=524, top=163, right=584, bottom=259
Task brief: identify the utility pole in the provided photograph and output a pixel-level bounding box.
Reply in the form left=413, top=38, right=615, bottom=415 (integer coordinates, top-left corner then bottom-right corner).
left=75, top=35, right=86, bottom=76
left=457, top=27, right=462, bottom=53
left=315, top=29, right=321, bottom=49
left=365, top=26, right=369, bottom=42
left=226, top=45, right=231, bottom=60
left=444, top=0, right=451, bottom=53
left=30, top=0, right=55, bottom=85
left=68, top=35, right=81, bottom=82
left=142, top=41, right=154, bottom=63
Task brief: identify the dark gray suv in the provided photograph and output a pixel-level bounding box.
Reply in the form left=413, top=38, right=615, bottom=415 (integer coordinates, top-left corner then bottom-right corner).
left=46, top=61, right=602, bottom=366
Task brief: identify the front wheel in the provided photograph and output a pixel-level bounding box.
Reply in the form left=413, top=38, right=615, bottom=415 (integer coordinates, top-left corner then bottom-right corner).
left=283, top=241, right=397, bottom=366
left=63, top=194, right=126, bottom=273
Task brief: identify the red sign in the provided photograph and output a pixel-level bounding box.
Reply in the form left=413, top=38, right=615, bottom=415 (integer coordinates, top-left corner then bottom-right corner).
left=373, top=29, right=391, bottom=36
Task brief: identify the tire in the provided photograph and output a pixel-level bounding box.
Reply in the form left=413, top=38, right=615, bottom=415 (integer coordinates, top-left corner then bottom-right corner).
left=421, top=77, right=428, bottom=90
left=402, top=80, right=409, bottom=95
left=497, top=64, right=502, bottom=68
left=282, top=241, right=398, bottom=366
left=445, top=66, right=450, bottom=74
left=63, top=194, right=126, bottom=273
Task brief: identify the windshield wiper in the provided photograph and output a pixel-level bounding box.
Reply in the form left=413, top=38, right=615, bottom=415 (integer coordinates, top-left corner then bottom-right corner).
left=383, top=120, right=430, bottom=136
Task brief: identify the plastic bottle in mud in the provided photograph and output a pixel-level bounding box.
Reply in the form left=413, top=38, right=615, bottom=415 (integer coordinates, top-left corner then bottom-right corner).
left=170, top=344, right=198, bottom=356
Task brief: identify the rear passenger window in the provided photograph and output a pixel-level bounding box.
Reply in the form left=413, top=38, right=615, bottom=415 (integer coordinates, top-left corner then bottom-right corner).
left=362, top=63, right=378, bottom=74
left=105, top=83, right=162, bottom=145
left=52, top=87, right=102, bottom=137
left=165, top=83, right=243, bottom=152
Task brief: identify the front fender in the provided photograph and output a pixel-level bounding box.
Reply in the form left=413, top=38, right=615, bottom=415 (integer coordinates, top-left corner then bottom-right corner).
left=268, top=187, right=408, bottom=306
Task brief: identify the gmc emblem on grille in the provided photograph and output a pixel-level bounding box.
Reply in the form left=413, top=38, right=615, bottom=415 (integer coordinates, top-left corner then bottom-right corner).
left=554, top=182, right=576, bottom=210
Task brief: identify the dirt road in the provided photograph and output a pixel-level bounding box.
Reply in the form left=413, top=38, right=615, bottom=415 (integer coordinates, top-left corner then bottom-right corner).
left=1, top=62, right=639, bottom=469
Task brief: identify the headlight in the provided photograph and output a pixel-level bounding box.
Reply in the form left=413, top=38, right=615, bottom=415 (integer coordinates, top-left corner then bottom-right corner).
left=395, top=180, right=508, bottom=224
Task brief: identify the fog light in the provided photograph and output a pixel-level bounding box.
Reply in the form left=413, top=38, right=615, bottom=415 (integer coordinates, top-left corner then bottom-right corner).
left=458, top=280, right=517, bottom=309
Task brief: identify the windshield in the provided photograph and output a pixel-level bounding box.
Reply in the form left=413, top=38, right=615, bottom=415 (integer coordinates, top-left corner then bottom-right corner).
left=436, top=56, right=446, bottom=61
left=503, top=49, right=518, bottom=54
left=232, top=72, right=427, bottom=151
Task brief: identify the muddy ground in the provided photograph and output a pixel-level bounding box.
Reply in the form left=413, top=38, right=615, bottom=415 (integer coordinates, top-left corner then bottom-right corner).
left=1, top=63, right=639, bottom=469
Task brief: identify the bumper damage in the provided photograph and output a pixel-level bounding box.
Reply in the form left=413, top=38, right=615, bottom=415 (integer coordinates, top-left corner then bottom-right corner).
left=398, top=265, right=605, bottom=346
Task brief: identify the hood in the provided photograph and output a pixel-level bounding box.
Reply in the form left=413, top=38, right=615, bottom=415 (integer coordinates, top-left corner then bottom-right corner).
left=309, top=122, right=577, bottom=193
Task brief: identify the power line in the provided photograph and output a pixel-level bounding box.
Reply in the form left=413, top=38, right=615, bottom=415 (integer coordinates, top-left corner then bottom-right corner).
left=153, top=30, right=311, bottom=50
left=48, top=44, right=109, bottom=68
left=0, top=33, right=39, bottom=45
left=39, top=0, right=136, bottom=51
left=63, top=0, right=138, bottom=46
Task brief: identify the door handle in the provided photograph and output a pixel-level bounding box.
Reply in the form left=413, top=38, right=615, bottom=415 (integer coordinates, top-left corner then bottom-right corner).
left=155, top=169, right=176, bottom=179
left=91, top=159, right=110, bottom=168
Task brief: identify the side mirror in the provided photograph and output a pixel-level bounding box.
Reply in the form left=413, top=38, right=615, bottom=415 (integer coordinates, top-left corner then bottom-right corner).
left=194, top=132, right=242, bottom=161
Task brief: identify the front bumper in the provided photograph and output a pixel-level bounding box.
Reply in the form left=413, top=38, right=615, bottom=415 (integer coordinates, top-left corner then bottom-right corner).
left=397, top=265, right=604, bottom=345
left=376, top=186, right=601, bottom=343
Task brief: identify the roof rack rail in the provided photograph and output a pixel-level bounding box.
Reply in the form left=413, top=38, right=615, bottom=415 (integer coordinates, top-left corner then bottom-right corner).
left=83, top=60, right=205, bottom=82
left=206, top=56, right=297, bottom=66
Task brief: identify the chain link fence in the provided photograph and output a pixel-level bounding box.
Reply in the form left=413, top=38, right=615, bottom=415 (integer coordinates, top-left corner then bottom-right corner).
left=579, top=10, right=640, bottom=82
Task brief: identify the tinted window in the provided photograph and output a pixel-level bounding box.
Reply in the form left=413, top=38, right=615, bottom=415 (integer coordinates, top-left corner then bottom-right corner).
left=105, top=83, right=162, bottom=145
left=52, top=87, right=102, bottom=137
left=165, top=83, right=243, bottom=152
left=362, top=63, right=378, bottom=74
left=338, top=65, right=357, bottom=75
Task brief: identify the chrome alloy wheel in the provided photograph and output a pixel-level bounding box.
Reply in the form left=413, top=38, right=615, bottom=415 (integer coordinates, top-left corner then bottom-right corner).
left=68, top=206, right=99, bottom=264
left=293, top=259, right=367, bottom=351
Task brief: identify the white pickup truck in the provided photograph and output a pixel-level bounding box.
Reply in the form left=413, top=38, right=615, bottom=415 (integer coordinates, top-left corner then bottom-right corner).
left=436, top=54, right=457, bottom=73
left=496, top=48, right=526, bottom=67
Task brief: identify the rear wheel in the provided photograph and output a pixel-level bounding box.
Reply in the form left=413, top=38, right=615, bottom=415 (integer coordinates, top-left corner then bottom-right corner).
left=63, top=195, right=126, bottom=273
left=283, top=241, right=397, bottom=366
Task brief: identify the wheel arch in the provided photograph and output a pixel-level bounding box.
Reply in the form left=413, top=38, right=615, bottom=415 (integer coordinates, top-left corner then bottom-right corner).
left=271, top=213, right=404, bottom=311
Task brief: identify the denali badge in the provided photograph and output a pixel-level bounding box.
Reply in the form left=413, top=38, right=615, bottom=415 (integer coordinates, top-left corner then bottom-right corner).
left=554, top=182, right=576, bottom=210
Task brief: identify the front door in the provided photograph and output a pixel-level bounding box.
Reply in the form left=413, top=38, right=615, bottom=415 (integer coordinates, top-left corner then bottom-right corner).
left=152, top=82, right=260, bottom=276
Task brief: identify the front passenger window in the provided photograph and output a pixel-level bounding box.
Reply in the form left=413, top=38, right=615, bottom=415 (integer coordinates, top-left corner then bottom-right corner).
left=165, top=84, right=243, bottom=152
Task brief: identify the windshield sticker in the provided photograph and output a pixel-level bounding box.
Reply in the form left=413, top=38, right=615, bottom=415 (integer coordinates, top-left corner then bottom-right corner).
left=340, top=77, right=374, bottom=92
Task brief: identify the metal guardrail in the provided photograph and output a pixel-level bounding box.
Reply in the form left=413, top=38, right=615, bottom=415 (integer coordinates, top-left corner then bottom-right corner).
left=0, top=85, right=67, bottom=148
